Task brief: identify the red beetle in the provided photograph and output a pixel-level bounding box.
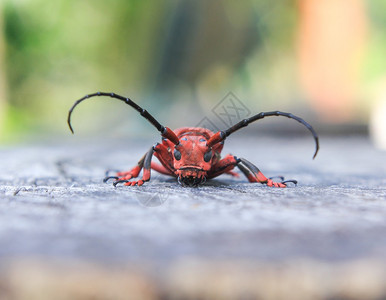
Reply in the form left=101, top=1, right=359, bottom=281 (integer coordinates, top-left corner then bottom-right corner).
left=68, top=92, right=319, bottom=187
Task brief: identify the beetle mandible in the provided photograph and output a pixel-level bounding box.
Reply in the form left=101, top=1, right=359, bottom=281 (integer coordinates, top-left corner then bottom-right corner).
left=68, top=92, right=319, bottom=187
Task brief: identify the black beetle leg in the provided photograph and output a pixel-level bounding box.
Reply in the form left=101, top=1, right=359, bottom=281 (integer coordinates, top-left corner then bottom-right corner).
left=113, top=179, right=130, bottom=187
left=281, top=179, right=298, bottom=186
left=104, top=169, right=120, bottom=183
left=103, top=176, right=119, bottom=183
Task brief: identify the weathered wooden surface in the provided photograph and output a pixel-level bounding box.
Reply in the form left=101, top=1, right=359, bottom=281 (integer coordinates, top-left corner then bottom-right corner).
left=0, top=135, right=385, bottom=299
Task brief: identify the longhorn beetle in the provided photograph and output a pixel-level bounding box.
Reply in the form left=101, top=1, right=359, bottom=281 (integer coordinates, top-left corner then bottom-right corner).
left=68, top=92, right=319, bottom=187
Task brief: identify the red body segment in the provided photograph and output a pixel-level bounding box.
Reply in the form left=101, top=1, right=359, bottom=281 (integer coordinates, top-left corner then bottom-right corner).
left=113, top=127, right=287, bottom=187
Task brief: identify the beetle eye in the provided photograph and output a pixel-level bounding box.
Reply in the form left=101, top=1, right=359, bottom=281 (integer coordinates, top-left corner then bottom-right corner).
left=199, top=138, right=206, bottom=142
left=204, top=150, right=212, bottom=162
left=181, top=137, right=188, bottom=141
left=174, top=149, right=182, bottom=160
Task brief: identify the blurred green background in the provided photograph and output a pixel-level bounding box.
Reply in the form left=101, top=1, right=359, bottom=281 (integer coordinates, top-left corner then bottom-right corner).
left=0, top=0, right=385, bottom=143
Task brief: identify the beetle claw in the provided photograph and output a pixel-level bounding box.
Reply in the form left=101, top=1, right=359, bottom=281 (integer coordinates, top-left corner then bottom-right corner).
left=103, top=176, right=119, bottom=183
left=281, top=179, right=297, bottom=186
left=124, top=180, right=145, bottom=186
left=113, top=179, right=130, bottom=187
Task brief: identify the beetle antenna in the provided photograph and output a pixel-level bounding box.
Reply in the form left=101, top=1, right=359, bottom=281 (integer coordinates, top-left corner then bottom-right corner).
left=206, top=111, right=319, bottom=159
left=67, top=92, right=179, bottom=144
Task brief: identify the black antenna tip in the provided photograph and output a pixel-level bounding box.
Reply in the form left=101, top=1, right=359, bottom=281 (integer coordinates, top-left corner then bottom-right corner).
left=67, top=115, right=75, bottom=134
left=68, top=124, right=74, bottom=134
left=312, top=142, right=319, bottom=160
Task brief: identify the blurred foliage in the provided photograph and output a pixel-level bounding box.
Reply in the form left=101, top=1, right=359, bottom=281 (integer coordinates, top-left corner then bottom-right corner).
left=0, top=0, right=300, bottom=142
left=2, top=0, right=168, bottom=140
left=0, top=0, right=385, bottom=142
left=364, top=0, right=386, bottom=82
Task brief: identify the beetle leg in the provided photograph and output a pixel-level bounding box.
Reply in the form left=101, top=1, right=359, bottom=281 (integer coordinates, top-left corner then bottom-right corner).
left=207, top=154, right=239, bottom=179
left=226, top=170, right=240, bottom=177
left=116, top=153, right=146, bottom=179
left=151, top=162, right=174, bottom=176
left=153, top=143, right=175, bottom=175
left=111, top=143, right=171, bottom=187
left=237, top=158, right=296, bottom=188
left=119, top=146, right=154, bottom=186
left=103, top=169, right=120, bottom=182
left=269, top=175, right=285, bottom=181
left=103, top=153, right=146, bottom=183
left=208, top=155, right=294, bottom=188
left=113, top=179, right=131, bottom=187
left=116, top=143, right=168, bottom=187
left=103, top=176, right=119, bottom=182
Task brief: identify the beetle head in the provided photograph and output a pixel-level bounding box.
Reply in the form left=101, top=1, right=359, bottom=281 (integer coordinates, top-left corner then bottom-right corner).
left=173, top=135, right=214, bottom=187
